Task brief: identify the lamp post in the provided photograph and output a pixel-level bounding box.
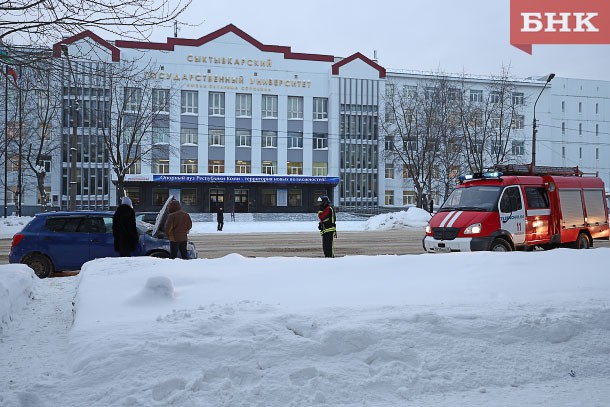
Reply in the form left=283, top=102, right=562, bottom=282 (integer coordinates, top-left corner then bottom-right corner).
left=531, top=73, right=555, bottom=169
left=61, top=44, right=78, bottom=210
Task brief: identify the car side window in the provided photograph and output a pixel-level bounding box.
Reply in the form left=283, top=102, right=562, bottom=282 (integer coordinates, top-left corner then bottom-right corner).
left=525, top=187, right=550, bottom=209
left=45, top=217, right=88, bottom=233
left=500, top=187, right=522, bottom=212
left=103, top=217, right=114, bottom=233
left=86, top=217, right=107, bottom=233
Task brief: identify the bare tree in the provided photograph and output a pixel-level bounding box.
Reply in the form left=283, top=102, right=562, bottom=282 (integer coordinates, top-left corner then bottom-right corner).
left=101, top=61, right=177, bottom=202
left=0, top=0, right=192, bottom=43
left=382, top=76, right=461, bottom=208
left=458, top=67, right=523, bottom=173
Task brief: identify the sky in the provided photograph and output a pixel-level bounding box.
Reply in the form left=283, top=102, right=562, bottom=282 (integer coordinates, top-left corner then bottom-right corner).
left=139, top=0, right=610, bottom=81
left=1, top=211, right=610, bottom=406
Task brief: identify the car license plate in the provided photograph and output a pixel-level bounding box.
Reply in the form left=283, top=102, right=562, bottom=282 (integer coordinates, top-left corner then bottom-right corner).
left=432, top=246, right=451, bottom=253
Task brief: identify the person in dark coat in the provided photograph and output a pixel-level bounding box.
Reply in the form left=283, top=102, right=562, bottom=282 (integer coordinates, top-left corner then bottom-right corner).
left=112, top=196, right=139, bottom=257
left=217, top=207, right=224, bottom=231
left=165, top=200, right=192, bottom=259
left=317, top=195, right=336, bottom=258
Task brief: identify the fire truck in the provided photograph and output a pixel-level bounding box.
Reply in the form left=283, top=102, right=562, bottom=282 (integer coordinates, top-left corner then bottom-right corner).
left=423, top=164, right=610, bottom=252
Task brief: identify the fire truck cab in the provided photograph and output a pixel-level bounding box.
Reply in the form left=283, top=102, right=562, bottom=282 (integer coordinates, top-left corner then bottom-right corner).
left=423, top=165, right=610, bottom=253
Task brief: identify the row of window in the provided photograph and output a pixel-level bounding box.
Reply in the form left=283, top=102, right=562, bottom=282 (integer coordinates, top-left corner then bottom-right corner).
left=561, top=122, right=603, bottom=137
left=561, top=100, right=604, bottom=115
left=132, top=159, right=329, bottom=176
left=125, top=88, right=330, bottom=120
left=151, top=129, right=329, bottom=149
left=386, top=84, right=525, bottom=105
left=383, top=190, right=438, bottom=206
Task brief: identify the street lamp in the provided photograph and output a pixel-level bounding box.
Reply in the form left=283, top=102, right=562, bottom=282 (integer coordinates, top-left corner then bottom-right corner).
left=61, top=44, right=79, bottom=210
left=531, top=73, right=555, bottom=169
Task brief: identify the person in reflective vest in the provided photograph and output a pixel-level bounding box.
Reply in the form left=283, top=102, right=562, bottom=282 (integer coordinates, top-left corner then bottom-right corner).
left=317, top=195, right=336, bottom=257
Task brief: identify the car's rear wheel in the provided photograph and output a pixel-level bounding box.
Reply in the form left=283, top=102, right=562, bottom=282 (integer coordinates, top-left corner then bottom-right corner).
left=149, top=251, right=170, bottom=259
left=23, top=254, right=53, bottom=279
left=573, top=233, right=591, bottom=249
left=490, top=238, right=512, bottom=252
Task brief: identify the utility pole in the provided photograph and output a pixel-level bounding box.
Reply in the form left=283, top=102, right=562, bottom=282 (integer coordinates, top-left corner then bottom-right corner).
left=61, top=44, right=79, bottom=210
left=531, top=73, right=555, bottom=169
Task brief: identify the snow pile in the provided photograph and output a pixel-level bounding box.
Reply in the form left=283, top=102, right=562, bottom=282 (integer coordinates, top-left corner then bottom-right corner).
left=363, top=208, right=431, bottom=230
left=0, top=265, right=36, bottom=335
left=0, top=216, right=33, bottom=239
left=3, top=249, right=610, bottom=406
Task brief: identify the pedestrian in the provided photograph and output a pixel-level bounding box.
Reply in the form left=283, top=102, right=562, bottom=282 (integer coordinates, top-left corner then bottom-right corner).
left=164, top=200, right=193, bottom=259
left=230, top=208, right=235, bottom=221
left=217, top=206, right=224, bottom=231
left=112, top=196, right=139, bottom=257
left=317, top=195, right=336, bottom=258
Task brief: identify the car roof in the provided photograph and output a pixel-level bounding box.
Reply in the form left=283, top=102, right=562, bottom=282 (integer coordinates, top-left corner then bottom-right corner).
left=35, top=211, right=114, bottom=217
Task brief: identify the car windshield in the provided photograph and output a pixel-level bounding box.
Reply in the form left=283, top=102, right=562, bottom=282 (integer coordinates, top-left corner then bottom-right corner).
left=440, top=185, right=502, bottom=212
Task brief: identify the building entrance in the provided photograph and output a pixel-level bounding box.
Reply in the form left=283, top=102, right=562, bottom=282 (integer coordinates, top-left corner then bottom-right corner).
left=210, top=188, right=224, bottom=213
left=234, top=189, right=249, bottom=213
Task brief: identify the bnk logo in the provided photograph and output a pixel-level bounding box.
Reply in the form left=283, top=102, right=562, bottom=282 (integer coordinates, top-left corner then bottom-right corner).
left=510, top=0, right=610, bottom=54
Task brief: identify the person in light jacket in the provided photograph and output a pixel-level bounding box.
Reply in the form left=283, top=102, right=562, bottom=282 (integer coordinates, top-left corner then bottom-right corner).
left=164, top=200, right=192, bottom=259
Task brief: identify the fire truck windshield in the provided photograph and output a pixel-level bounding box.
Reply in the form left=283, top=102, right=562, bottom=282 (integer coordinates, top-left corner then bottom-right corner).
left=440, top=185, right=502, bottom=212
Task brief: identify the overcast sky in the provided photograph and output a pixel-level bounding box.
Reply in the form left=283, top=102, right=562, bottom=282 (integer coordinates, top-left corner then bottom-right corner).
left=148, top=0, right=610, bottom=81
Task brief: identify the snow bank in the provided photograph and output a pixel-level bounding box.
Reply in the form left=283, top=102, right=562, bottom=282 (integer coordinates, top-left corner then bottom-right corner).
left=0, top=265, right=36, bottom=335
left=363, top=208, right=431, bottom=230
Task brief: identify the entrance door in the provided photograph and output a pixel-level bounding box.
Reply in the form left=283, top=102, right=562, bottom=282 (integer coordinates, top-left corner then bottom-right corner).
left=234, top=189, right=249, bottom=213
left=210, top=188, right=225, bottom=213
left=498, top=186, right=526, bottom=245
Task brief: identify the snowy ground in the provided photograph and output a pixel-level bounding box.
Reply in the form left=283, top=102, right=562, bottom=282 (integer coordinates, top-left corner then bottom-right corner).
left=1, top=209, right=610, bottom=406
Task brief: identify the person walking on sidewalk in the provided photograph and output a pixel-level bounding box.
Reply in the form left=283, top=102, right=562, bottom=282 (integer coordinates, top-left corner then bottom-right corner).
left=317, top=195, right=336, bottom=258
left=217, top=207, right=224, bottom=231
left=112, top=196, right=139, bottom=257
left=165, top=200, right=192, bottom=259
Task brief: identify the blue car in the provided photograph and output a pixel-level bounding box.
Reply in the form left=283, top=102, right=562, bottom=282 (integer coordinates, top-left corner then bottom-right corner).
left=9, top=211, right=197, bottom=278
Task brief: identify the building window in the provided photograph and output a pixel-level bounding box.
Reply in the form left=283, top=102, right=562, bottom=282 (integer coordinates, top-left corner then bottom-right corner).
left=470, top=90, right=483, bottom=103
left=511, top=115, right=524, bottom=129
left=208, top=159, right=224, bottom=173
left=262, top=189, right=276, bottom=207
left=313, top=162, right=327, bottom=176
left=209, top=92, right=225, bottom=116
left=562, top=146, right=566, bottom=158
left=561, top=101, right=565, bottom=112
left=386, top=84, right=395, bottom=97
left=124, top=87, right=142, bottom=112
left=596, top=103, right=599, bottom=114
left=561, top=122, right=565, bottom=135
left=403, top=86, right=417, bottom=98
left=262, top=130, right=277, bottom=148
left=596, top=148, right=599, bottom=160
left=578, top=102, right=582, bottom=113
left=403, top=190, right=416, bottom=205
left=152, top=127, right=169, bottom=145
left=123, top=187, right=141, bottom=205
left=262, top=94, right=278, bottom=118
left=181, top=128, right=198, bottom=145
left=153, top=159, right=169, bottom=174
left=313, top=97, right=328, bottom=120
left=152, top=89, right=170, bottom=113
left=181, top=90, right=198, bottom=114
left=181, top=159, right=198, bottom=173
left=579, top=147, right=582, bottom=159
left=287, top=131, right=303, bottom=148
left=385, top=190, right=394, bottom=206
left=288, top=96, right=303, bottom=119
left=236, top=160, right=251, bottom=174
left=287, top=161, right=303, bottom=175
left=385, top=163, right=394, bottom=179
left=596, top=124, right=599, bottom=136
left=125, top=158, right=141, bottom=174
left=209, top=128, right=225, bottom=146
left=181, top=188, right=197, bottom=205
left=235, top=129, right=252, bottom=147
left=385, top=136, right=394, bottom=151
left=152, top=188, right=169, bottom=206
left=262, top=160, right=277, bottom=175
left=288, top=189, right=302, bottom=207
left=512, top=92, right=524, bottom=105
left=511, top=141, right=524, bottom=155
left=236, top=93, right=252, bottom=117
left=490, top=91, right=501, bottom=104
left=313, top=133, right=328, bottom=150
left=579, top=123, right=582, bottom=135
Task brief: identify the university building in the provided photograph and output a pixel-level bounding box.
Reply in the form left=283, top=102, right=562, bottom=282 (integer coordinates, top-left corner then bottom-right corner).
left=1, top=25, right=609, bottom=215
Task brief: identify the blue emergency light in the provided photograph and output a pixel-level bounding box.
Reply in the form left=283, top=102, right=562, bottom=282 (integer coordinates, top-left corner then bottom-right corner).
left=458, top=171, right=503, bottom=182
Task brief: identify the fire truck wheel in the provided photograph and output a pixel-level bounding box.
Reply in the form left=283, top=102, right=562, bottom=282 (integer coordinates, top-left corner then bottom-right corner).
left=490, top=238, right=512, bottom=252
left=574, top=233, right=591, bottom=249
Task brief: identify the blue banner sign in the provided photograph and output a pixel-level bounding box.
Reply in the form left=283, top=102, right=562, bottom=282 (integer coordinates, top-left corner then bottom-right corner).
left=151, top=174, right=340, bottom=184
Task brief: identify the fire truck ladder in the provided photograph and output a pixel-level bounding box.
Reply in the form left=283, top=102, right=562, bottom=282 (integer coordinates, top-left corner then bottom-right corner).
left=494, top=164, right=584, bottom=177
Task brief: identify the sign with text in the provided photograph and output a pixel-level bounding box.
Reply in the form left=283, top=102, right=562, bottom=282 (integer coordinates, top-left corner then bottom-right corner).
left=510, top=0, right=610, bottom=54
left=149, top=174, right=340, bottom=185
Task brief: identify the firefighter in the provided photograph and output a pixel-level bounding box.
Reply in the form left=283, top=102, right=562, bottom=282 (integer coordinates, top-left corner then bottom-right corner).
left=317, top=195, right=336, bottom=257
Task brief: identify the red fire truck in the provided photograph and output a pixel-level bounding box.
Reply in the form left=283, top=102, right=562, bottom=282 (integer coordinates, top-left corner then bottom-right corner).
left=423, top=165, right=610, bottom=252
